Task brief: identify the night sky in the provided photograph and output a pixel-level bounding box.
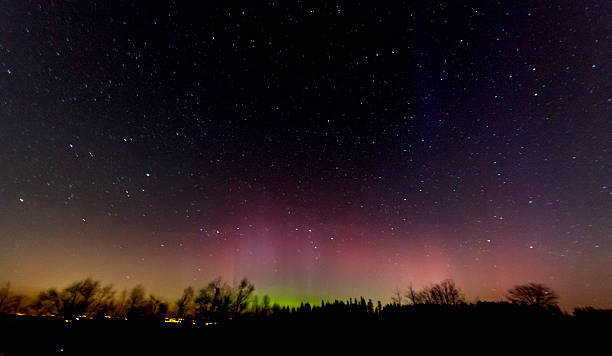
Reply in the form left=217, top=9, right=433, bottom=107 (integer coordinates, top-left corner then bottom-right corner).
left=1, top=1, right=610, bottom=309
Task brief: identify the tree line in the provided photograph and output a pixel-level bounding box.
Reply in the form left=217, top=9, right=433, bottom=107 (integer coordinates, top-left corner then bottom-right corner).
left=0, top=278, right=608, bottom=323
left=0, top=277, right=257, bottom=322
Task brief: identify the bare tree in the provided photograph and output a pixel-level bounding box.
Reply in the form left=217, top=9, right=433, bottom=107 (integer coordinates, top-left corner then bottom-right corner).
left=148, top=295, right=168, bottom=318
left=35, top=288, right=61, bottom=316
left=195, top=277, right=233, bottom=321
left=194, top=277, right=255, bottom=321
left=404, top=280, right=465, bottom=306
left=233, top=278, right=255, bottom=314
left=176, top=286, right=195, bottom=319
left=506, top=283, right=559, bottom=307
left=113, top=289, right=129, bottom=318
left=87, top=284, right=116, bottom=318
left=125, top=285, right=148, bottom=318
left=0, top=282, right=24, bottom=314
left=391, top=287, right=404, bottom=305
left=34, top=278, right=115, bottom=318
left=427, top=279, right=464, bottom=306
left=405, top=283, right=423, bottom=305
left=119, top=285, right=169, bottom=319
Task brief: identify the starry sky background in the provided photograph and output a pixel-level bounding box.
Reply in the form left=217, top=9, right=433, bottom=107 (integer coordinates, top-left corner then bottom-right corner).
left=0, top=1, right=610, bottom=309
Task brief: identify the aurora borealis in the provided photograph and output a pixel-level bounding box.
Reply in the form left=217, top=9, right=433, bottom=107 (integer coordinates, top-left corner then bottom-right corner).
left=0, top=1, right=610, bottom=309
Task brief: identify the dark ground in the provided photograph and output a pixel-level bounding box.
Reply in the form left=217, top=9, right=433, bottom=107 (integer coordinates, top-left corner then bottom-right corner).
left=1, top=308, right=610, bottom=355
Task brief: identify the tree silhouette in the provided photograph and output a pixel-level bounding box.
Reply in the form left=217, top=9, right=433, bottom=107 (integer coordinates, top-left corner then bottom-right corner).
left=398, top=280, right=465, bottom=306
left=195, top=277, right=233, bottom=321
left=262, top=294, right=271, bottom=315
left=192, top=277, right=255, bottom=321
left=3, top=274, right=590, bottom=335
left=233, top=278, right=255, bottom=314
left=391, top=287, right=404, bottom=305
left=176, top=286, right=195, bottom=319
left=125, top=285, right=148, bottom=319
left=148, top=295, right=169, bottom=319
left=0, top=282, right=23, bottom=314
left=34, top=278, right=115, bottom=319
left=404, top=283, right=423, bottom=305
left=35, top=288, right=61, bottom=316
left=2, top=274, right=610, bottom=355
left=424, top=279, right=464, bottom=306
left=506, top=283, right=559, bottom=307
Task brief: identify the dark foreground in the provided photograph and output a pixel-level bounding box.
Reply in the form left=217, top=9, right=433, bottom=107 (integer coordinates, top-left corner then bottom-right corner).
left=1, top=306, right=611, bottom=355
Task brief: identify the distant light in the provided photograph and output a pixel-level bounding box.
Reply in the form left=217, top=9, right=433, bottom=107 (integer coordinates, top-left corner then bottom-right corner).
left=19, top=198, right=24, bottom=203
